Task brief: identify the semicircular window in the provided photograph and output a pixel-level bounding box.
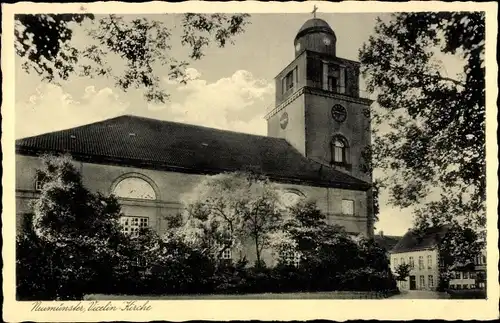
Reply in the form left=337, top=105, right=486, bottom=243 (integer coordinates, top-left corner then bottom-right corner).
left=113, top=177, right=156, bottom=200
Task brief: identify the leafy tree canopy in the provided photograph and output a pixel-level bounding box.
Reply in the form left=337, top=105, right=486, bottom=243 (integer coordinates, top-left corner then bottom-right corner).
left=359, top=12, right=485, bottom=233
left=22, top=154, right=128, bottom=299
left=15, top=13, right=250, bottom=102
left=394, top=263, right=411, bottom=282
left=179, top=172, right=283, bottom=265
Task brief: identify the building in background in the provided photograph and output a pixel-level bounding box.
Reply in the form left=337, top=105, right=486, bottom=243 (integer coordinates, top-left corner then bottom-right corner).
left=448, top=248, right=487, bottom=290
left=15, top=17, right=374, bottom=266
left=389, top=227, right=446, bottom=291
left=390, top=226, right=486, bottom=291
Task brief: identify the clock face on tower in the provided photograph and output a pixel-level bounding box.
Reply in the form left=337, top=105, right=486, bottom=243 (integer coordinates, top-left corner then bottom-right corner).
left=323, top=37, right=331, bottom=46
left=331, top=104, right=347, bottom=123
left=280, top=112, right=289, bottom=129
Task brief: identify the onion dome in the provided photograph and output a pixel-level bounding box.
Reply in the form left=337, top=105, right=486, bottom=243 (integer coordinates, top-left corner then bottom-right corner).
left=294, top=18, right=337, bottom=57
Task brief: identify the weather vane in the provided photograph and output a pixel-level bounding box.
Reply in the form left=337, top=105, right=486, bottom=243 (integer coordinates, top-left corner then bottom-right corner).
left=312, top=5, right=318, bottom=18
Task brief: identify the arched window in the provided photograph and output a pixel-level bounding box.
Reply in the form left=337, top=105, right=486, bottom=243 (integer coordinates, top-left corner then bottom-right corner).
left=331, top=135, right=350, bottom=165
left=280, top=189, right=304, bottom=208
left=112, top=177, right=156, bottom=200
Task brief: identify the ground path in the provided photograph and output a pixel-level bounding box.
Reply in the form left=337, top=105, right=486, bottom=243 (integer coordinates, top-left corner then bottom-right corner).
left=388, top=290, right=450, bottom=299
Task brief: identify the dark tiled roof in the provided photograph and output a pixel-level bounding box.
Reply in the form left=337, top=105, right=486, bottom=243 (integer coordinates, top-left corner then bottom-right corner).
left=16, top=115, right=370, bottom=190
left=374, top=235, right=402, bottom=252
left=390, top=226, right=450, bottom=254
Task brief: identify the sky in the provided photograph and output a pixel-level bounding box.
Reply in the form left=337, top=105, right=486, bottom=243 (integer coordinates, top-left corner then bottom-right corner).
left=14, top=12, right=439, bottom=236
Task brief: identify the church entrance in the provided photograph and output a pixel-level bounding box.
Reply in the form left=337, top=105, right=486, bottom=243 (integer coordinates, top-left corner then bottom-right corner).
left=409, top=276, right=416, bottom=290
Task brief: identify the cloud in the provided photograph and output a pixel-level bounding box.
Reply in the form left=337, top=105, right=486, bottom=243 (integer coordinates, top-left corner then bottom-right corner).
left=15, top=84, right=128, bottom=139
left=16, top=69, right=275, bottom=139
left=149, top=69, right=274, bottom=135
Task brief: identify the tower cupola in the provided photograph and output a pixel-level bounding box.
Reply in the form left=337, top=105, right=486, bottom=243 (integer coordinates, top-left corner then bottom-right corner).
left=294, top=18, right=336, bottom=57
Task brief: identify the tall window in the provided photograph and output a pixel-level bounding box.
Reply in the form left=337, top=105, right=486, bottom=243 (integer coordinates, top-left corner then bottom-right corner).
left=120, top=216, right=149, bottom=236
left=428, top=275, right=434, bottom=288
left=342, top=199, right=355, bottom=216
left=418, top=256, right=424, bottom=270
left=427, top=255, right=433, bottom=269
left=331, top=136, right=350, bottom=164
left=419, top=275, right=425, bottom=288
left=325, top=64, right=345, bottom=93
left=401, top=257, right=405, bottom=265
left=282, top=67, right=297, bottom=94
left=113, top=176, right=156, bottom=200
left=463, top=272, right=469, bottom=279
left=409, top=257, right=415, bottom=269
left=394, top=258, right=398, bottom=270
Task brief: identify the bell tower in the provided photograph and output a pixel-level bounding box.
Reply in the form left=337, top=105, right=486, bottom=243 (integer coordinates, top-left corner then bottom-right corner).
left=265, top=17, right=373, bottom=183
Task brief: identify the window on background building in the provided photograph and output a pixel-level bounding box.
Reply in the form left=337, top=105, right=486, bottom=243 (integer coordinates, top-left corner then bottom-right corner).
left=331, top=136, right=350, bottom=164
left=418, top=256, right=424, bottom=270
left=341, top=199, right=355, bottom=216
left=419, top=275, right=425, bottom=288
left=454, top=272, right=461, bottom=279
left=450, top=284, right=455, bottom=289
left=394, top=258, right=398, bottom=270
left=481, top=255, right=486, bottom=264
left=120, top=216, right=149, bottom=236
left=463, top=272, right=469, bottom=279
left=427, top=255, right=432, bottom=269
left=470, top=272, right=476, bottom=279
left=113, top=177, right=156, bottom=200
left=428, top=275, right=434, bottom=288
left=401, top=257, right=405, bottom=265
left=409, top=257, right=415, bottom=269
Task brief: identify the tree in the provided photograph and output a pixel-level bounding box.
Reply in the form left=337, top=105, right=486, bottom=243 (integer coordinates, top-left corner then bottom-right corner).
left=20, top=154, right=128, bottom=299
left=179, top=172, right=283, bottom=266
left=274, top=200, right=361, bottom=271
left=394, top=263, right=411, bottom=282
left=437, top=224, right=483, bottom=288
left=357, top=237, right=391, bottom=272
left=15, top=13, right=250, bottom=102
left=359, top=12, right=485, bottom=233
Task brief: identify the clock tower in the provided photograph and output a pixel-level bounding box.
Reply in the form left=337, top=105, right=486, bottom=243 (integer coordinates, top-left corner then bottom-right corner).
left=265, top=17, right=372, bottom=183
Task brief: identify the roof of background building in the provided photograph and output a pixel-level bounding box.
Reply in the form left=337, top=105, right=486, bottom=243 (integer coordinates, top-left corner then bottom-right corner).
left=390, top=226, right=450, bottom=254
left=374, top=234, right=402, bottom=252
left=16, top=115, right=370, bottom=190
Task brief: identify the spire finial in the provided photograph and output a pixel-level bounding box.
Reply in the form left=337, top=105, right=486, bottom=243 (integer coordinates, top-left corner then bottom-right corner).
left=312, top=5, right=318, bottom=18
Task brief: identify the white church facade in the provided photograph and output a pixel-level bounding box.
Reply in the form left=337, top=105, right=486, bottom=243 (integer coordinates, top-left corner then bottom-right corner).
left=15, top=18, right=374, bottom=265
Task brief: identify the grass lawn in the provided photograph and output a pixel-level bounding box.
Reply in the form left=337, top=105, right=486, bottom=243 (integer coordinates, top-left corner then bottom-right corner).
left=85, top=291, right=393, bottom=300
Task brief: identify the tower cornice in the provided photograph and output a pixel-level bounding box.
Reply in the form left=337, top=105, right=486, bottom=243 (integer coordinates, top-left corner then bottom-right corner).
left=264, top=86, right=373, bottom=120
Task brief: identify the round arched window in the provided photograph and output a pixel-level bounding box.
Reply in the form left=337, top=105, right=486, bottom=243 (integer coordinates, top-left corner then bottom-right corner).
left=113, top=177, right=156, bottom=200
left=281, top=190, right=304, bottom=207
left=331, top=135, right=350, bottom=164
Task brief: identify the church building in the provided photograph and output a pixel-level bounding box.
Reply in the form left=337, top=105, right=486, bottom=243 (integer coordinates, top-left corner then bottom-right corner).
left=15, top=18, right=374, bottom=265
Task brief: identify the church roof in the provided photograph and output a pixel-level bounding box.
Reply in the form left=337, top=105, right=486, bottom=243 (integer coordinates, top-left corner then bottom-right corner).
left=390, top=226, right=450, bottom=254
left=16, top=115, right=370, bottom=190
